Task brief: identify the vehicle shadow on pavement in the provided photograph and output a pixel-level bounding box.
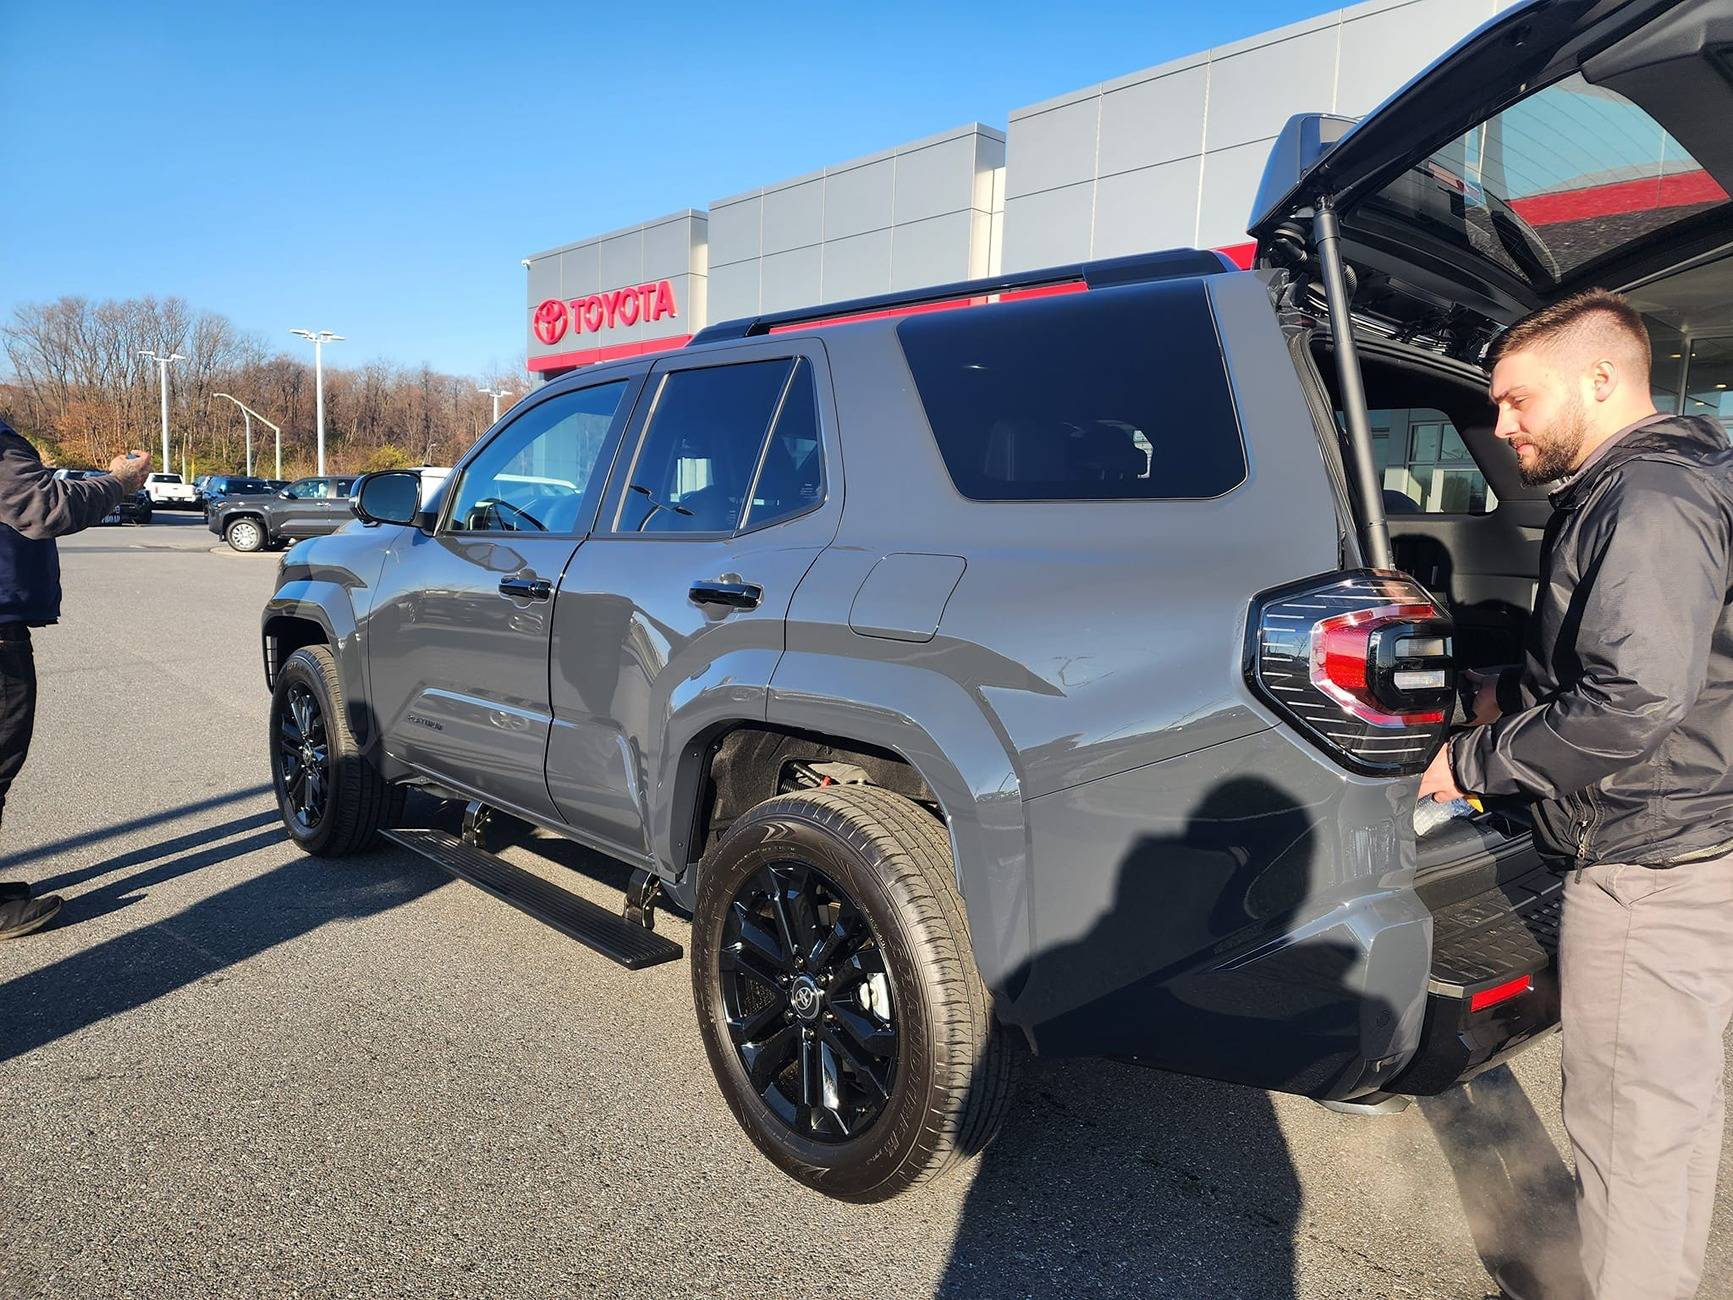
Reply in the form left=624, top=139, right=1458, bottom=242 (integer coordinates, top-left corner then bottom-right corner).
left=939, top=775, right=1407, bottom=1300
left=0, top=824, right=449, bottom=1067
left=1419, top=1066, right=1585, bottom=1299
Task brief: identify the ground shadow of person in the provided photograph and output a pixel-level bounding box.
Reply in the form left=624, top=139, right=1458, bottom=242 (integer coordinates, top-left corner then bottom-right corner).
left=938, top=775, right=1407, bottom=1299
left=1420, top=1065, right=1585, bottom=1299
left=0, top=801, right=453, bottom=1066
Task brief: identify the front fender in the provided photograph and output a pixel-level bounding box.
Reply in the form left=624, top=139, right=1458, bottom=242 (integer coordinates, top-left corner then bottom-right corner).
left=761, top=651, right=1032, bottom=1018
left=264, top=537, right=387, bottom=747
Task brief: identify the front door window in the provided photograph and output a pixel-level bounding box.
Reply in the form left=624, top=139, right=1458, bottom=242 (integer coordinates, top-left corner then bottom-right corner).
left=448, top=381, right=629, bottom=534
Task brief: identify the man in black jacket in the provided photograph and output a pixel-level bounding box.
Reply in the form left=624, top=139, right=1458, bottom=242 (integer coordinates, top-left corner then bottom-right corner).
left=1419, top=290, right=1733, bottom=1300
left=0, top=419, right=150, bottom=939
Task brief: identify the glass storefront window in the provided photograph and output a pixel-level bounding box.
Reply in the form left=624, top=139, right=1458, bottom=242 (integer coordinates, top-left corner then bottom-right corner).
left=1648, top=320, right=1687, bottom=415
left=1684, top=337, right=1733, bottom=440
left=1360, top=407, right=1497, bottom=515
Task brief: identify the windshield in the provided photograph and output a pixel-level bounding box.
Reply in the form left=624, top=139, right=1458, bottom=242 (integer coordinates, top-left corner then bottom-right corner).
left=223, top=478, right=268, bottom=494
left=1364, top=73, right=1730, bottom=292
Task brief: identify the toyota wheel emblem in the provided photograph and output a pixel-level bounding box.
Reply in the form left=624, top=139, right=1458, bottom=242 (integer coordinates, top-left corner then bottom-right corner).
left=532, top=298, right=569, bottom=346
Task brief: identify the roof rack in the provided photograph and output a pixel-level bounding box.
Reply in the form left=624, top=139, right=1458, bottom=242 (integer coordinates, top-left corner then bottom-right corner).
left=687, top=247, right=1236, bottom=346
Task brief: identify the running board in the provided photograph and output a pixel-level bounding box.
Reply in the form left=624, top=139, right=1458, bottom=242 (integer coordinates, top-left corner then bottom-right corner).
left=384, top=828, right=683, bottom=970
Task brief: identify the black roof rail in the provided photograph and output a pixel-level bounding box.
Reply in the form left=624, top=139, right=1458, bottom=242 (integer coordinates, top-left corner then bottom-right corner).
left=688, top=246, right=1237, bottom=346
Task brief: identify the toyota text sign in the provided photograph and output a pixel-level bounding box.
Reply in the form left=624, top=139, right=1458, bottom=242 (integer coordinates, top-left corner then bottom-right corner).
left=533, top=280, right=679, bottom=346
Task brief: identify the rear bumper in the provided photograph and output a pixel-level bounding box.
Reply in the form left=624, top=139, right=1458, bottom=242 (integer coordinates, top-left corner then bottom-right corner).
left=1387, top=864, right=1562, bottom=1095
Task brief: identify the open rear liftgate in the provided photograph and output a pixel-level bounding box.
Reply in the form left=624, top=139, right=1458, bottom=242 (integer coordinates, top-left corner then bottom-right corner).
left=386, top=801, right=683, bottom=971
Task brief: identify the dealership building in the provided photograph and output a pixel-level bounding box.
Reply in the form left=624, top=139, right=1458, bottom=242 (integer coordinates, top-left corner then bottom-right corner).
left=522, top=0, right=1529, bottom=379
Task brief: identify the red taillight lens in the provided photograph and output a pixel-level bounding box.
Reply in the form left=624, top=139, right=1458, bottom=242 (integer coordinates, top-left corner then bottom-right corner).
left=1247, top=571, right=1455, bottom=775
left=1312, top=603, right=1447, bottom=725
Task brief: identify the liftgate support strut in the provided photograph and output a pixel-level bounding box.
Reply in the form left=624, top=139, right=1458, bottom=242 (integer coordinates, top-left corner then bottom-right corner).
left=1312, top=194, right=1394, bottom=572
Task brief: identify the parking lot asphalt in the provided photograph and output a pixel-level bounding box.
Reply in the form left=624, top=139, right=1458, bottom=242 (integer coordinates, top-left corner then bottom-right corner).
left=1, top=513, right=1728, bottom=1300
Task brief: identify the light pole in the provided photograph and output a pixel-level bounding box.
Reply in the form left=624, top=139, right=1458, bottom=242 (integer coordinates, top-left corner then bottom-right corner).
left=477, top=387, right=513, bottom=423
left=212, top=392, right=284, bottom=480
left=290, top=329, right=343, bottom=475
left=138, top=350, right=185, bottom=471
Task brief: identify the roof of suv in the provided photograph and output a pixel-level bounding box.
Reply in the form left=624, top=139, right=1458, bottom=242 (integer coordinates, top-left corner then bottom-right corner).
left=690, top=247, right=1236, bottom=348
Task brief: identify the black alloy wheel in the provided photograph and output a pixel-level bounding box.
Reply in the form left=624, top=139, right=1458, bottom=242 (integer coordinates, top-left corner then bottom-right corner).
left=268, top=645, right=402, bottom=856
left=277, top=683, right=329, bottom=831
left=720, top=860, right=898, bottom=1142
left=692, top=785, right=1020, bottom=1201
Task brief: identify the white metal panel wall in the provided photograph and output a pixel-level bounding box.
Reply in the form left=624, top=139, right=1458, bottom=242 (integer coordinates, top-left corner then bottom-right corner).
left=707, top=124, right=1005, bottom=321
left=1003, top=0, right=1527, bottom=270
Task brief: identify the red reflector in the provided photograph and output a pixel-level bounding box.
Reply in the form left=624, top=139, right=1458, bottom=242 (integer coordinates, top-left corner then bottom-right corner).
left=1470, top=974, right=1533, bottom=1013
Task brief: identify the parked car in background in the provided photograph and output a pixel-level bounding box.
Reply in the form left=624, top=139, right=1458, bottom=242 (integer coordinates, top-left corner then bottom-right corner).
left=210, top=475, right=358, bottom=551
left=144, top=472, right=199, bottom=509
left=52, top=468, right=150, bottom=525
left=201, top=475, right=272, bottom=520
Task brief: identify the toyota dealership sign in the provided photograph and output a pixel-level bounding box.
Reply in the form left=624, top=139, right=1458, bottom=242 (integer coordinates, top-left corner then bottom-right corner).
left=532, top=280, right=678, bottom=346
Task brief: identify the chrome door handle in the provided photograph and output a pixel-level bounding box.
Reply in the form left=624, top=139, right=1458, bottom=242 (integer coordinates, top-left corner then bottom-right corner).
left=689, top=580, right=761, bottom=610
left=498, top=575, right=552, bottom=601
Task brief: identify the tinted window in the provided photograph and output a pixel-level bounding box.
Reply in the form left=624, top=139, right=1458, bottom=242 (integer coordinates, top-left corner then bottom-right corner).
left=617, top=360, right=793, bottom=534
left=449, top=381, right=627, bottom=533
left=897, top=281, right=1246, bottom=501
left=742, top=360, right=824, bottom=530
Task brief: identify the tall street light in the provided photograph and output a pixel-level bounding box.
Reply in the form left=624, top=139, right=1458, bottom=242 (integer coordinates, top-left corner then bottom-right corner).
left=290, top=329, right=343, bottom=474
left=212, top=392, right=284, bottom=480
left=138, top=350, right=185, bottom=471
left=477, top=386, right=514, bottom=423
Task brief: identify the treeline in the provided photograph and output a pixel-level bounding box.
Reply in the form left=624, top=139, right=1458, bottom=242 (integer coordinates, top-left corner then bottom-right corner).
left=0, top=295, right=531, bottom=477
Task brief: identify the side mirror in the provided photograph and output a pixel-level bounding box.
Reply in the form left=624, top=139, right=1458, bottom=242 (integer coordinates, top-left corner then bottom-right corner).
left=353, top=471, right=423, bottom=527
left=278, top=488, right=296, bottom=498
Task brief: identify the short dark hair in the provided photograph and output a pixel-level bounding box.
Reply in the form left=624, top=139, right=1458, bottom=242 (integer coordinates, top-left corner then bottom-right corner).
left=1488, top=288, right=1651, bottom=382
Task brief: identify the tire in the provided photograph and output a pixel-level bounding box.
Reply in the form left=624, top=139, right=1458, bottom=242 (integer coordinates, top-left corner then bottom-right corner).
left=269, top=645, right=402, bottom=856
left=226, top=517, right=264, bottom=552
left=691, top=785, right=1019, bottom=1202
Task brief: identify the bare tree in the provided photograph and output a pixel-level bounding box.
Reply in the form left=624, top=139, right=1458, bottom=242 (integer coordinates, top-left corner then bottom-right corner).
left=0, top=294, right=527, bottom=474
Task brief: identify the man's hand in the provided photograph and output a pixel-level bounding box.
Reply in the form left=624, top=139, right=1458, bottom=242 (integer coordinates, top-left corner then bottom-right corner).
left=108, top=450, right=151, bottom=494
left=1418, top=743, right=1467, bottom=805
left=1461, top=667, right=1504, bottom=726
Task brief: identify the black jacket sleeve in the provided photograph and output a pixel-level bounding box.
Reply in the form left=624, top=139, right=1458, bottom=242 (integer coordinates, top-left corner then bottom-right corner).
left=1451, top=459, right=1730, bottom=799
left=0, top=429, right=124, bottom=540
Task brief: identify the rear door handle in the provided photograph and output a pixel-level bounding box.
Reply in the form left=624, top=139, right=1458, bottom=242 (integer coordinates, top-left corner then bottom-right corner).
left=689, top=580, right=762, bottom=610
left=499, top=575, right=553, bottom=601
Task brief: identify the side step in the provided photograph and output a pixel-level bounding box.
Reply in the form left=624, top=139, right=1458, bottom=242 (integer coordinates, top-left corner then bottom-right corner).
left=385, top=828, right=683, bottom=970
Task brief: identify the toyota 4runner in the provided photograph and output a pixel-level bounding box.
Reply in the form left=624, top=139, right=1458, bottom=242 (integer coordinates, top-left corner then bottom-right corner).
left=261, top=0, right=1733, bottom=1201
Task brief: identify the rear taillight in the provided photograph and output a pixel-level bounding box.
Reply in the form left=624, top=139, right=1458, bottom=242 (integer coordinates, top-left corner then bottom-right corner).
left=1246, top=570, right=1455, bottom=776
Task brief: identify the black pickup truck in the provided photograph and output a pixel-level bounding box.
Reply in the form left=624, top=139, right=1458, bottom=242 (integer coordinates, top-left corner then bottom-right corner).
left=209, top=475, right=358, bottom=551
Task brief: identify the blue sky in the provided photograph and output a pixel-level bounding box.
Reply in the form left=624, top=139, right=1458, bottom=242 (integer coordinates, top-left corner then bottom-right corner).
left=1, top=0, right=1330, bottom=376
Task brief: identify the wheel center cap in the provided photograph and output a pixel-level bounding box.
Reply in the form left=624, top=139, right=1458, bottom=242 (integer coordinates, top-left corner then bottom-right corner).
left=790, top=976, right=822, bottom=1021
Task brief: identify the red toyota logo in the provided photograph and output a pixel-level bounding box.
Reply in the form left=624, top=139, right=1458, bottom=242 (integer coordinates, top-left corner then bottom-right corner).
left=532, top=298, right=569, bottom=346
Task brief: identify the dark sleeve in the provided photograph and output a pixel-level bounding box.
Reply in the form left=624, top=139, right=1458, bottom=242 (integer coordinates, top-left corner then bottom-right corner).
left=0, top=434, right=124, bottom=539
left=1495, top=665, right=1526, bottom=716
left=1451, top=460, right=1729, bottom=799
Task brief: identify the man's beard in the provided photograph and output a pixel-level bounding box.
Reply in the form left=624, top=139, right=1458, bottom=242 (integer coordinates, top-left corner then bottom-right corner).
left=1517, top=394, right=1589, bottom=485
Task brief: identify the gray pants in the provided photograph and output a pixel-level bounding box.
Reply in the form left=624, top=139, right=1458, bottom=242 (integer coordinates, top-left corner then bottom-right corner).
left=1561, top=853, right=1733, bottom=1299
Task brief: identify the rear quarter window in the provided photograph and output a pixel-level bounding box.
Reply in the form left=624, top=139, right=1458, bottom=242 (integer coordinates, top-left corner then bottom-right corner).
left=896, top=279, right=1245, bottom=502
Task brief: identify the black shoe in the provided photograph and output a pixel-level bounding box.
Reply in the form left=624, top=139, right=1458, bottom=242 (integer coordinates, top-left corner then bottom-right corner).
left=0, top=894, right=61, bottom=939
left=0, top=881, right=28, bottom=903
left=1493, top=1260, right=1586, bottom=1300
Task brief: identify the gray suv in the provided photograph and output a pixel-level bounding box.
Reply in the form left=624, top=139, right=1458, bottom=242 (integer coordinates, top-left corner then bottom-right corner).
left=261, top=0, right=1733, bottom=1200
